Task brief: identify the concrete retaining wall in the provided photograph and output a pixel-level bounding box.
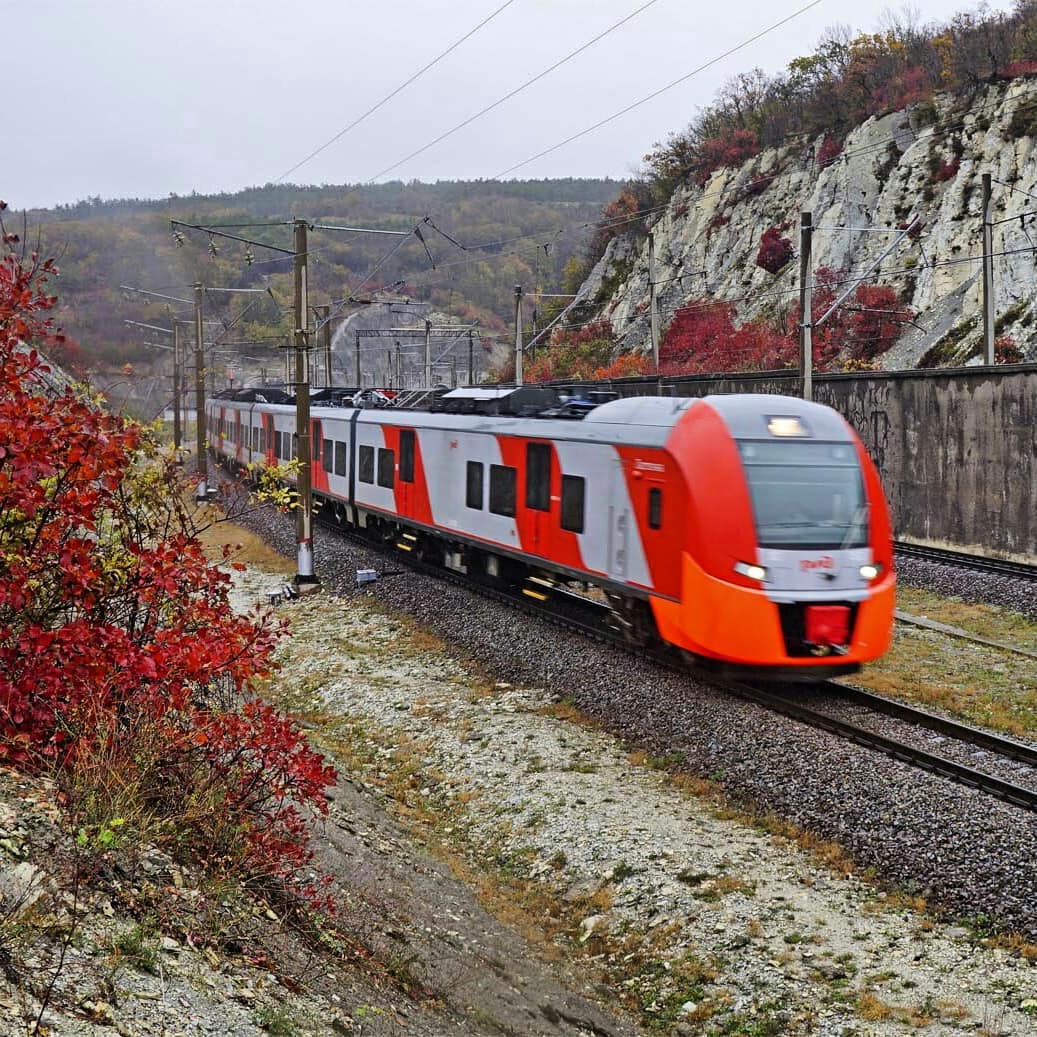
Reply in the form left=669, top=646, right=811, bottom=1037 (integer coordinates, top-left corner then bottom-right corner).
left=557, top=365, right=1037, bottom=559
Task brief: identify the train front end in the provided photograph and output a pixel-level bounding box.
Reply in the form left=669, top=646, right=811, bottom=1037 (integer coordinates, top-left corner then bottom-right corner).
left=653, top=394, right=895, bottom=679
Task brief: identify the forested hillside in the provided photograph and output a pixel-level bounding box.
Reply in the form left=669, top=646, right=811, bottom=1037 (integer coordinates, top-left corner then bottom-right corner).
left=24, top=178, right=617, bottom=373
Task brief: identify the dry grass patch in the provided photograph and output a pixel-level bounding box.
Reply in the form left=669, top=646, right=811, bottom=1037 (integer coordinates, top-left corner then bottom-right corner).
left=849, top=621, right=1037, bottom=738
left=856, top=989, right=893, bottom=1021
left=897, top=587, right=1037, bottom=654
left=193, top=511, right=297, bottom=575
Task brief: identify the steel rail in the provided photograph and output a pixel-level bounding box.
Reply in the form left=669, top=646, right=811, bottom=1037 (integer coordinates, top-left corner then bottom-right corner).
left=894, top=541, right=1037, bottom=581
left=830, top=682, right=1037, bottom=767
left=720, top=681, right=1037, bottom=812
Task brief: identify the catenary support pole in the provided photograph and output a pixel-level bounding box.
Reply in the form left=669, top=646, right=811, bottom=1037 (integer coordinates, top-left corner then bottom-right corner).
left=649, top=231, right=660, bottom=372
left=424, top=319, right=432, bottom=388
left=172, top=322, right=183, bottom=451
left=355, top=329, right=361, bottom=389
left=193, top=283, right=207, bottom=499
left=293, top=218, right=317, bottom=586
left=798, top=212, right=813, bottom=402
left=514, top=285, right=524, bottom=386
left=982, top=173, right=995, bottom=365
left=468, top=329, right=474, bottom=385
left=321, top=305, right=332, bottom=387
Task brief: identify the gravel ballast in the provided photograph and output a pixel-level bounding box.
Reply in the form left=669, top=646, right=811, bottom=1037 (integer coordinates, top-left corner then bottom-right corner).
left=229, top=497, right=1037, bottom=1032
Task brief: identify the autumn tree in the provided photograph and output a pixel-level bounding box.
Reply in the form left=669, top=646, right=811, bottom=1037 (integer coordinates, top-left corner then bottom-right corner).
left=0, top=234, right=335, bottom=905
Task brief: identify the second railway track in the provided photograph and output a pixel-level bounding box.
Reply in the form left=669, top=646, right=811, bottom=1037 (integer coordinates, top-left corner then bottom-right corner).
left=894, top=540, right=1037, bottom=581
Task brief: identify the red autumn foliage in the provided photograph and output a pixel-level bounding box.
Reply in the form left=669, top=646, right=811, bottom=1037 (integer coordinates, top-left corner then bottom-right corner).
left=995, top=335, right=1024, bottom=364
left=1003, top=60, right=1037, bottom=78
left=524, top=321, right=618, bottom=383
left=933, top=158, right=960, bottom=182
left=589, top=187, right=651, bottom=255
left=691, top=130, right=759, bottom=187
left=756, top=227, right=794, bottom=274
left=816, top=135, right=843, bottom=168
left=593, top=353, right=651, bottom=379
left=876, top=65, right=932, bottom=111
left=657, top=268, right=913, bottom=376
left=794, top=267, right=915, bottom=363
left=0, top=246, right=336, bottom=904
left=658, top=300, right=793, bottom=375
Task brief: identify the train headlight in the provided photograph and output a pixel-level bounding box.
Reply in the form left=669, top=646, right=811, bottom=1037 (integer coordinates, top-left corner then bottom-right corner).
left=859, top=563, right=883, bottom=581
left=734, top=561, right=768, bottom=582
left=766, top=415, right=810, bottom=437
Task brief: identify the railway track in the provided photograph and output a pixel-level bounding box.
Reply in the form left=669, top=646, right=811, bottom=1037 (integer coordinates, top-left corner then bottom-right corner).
left=721, top=681, right=1037, bottom=812
left=306, top=501, right=1037, bottom=813
left=894, top=540, right=1037, bottom=581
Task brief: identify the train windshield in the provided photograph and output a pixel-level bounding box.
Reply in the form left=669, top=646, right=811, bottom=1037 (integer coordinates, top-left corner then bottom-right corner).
left=737, top=440, right=867, bottom=549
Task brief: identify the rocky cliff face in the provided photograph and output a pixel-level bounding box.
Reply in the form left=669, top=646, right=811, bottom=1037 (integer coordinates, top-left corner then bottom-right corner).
left=574, top=79, right=1037, bottom=367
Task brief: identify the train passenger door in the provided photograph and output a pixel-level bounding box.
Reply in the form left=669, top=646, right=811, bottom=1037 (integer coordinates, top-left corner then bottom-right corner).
left=607, top=458, right=629, bottom=581
left=397, top=428, right=415, bottom=517
left=526, top=442, right=551, bottom=555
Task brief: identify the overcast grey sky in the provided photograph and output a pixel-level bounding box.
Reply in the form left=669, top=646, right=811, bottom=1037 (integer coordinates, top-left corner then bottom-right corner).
left=7, top=0, right=1012, bottom=209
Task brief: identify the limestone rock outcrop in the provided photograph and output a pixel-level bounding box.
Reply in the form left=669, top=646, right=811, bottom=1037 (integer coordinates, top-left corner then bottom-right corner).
left=573, top=80, right=1037, bottom=367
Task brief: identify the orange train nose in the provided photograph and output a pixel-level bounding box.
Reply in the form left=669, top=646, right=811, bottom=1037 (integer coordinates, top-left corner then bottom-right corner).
left=805, top=604, right=851, bottom=646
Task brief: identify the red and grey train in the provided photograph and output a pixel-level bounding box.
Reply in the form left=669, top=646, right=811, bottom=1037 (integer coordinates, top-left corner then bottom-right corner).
left=208, top=388, right=895, bottom=679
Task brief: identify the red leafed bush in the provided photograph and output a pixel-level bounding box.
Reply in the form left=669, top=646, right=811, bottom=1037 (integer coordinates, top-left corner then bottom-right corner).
left=1003, top=60, right=1037, bottom=78
left=933, top=158, right=960, bottom=182
left=0, top=244, right=336, bottom=905
left=793, top=267, right=915, bottom=364
left=521, top=320, right=618, bottom=383
left=879, top=65, right=932, bottom=111
left=691, top=129, right=758, bottom=187
left=593, top=353, right=651, bottom=379
left=995, top=335, right=1024, bottom=364
left=817, top=135, right=842, bottom=168
left=658, top=300, right=793, bottom=375
left=756, top=227, right=794, bottom=274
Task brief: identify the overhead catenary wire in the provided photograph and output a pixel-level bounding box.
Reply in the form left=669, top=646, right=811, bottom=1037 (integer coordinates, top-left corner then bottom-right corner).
left=367, top=0, right=665, bottom=183
left=272, top=0, right=520, bottom=184
left=494, top=0, right=825, bottom=178
left=365, top=83, right=1000, bottom=298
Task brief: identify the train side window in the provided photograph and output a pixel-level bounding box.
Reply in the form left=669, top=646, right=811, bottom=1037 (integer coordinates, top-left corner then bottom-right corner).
left=359, top=445, right=375, bottom=484
left=377, top=448, right=395, bottom=488
left=525, top=443, right=551, bottom=511
left=274, top=431, right=283, bottom=459
left=399, top=430, right=415, bottom=483
left=489, top=464, right=516, bottom=517
left=292, top=433, right=298, bottom=458
left=334, top=441, right=347, bottom=477
left=466, top=461, right=484, bottom=510
left=322, top=438, right=333, bottom=473
left=648, top=487, right=663, bottom=530
left=252, top=427, right=259, bottom=451
left=561, top=475, right=585, bottom=534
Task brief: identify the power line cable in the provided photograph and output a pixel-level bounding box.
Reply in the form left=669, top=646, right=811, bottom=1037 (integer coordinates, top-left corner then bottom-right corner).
left=494, top=0, right=825, bottom=178
left=367, top=0, right=665, bottom=183
left=272, top=0, right=520, bottom=184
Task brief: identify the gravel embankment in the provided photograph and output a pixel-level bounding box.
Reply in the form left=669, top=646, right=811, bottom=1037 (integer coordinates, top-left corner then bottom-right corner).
left=229, top=491, right=1037, bottom=1028
left=894, top=555, right=1037, bottom=620
left=233, top=500, right=1037, bottom=947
